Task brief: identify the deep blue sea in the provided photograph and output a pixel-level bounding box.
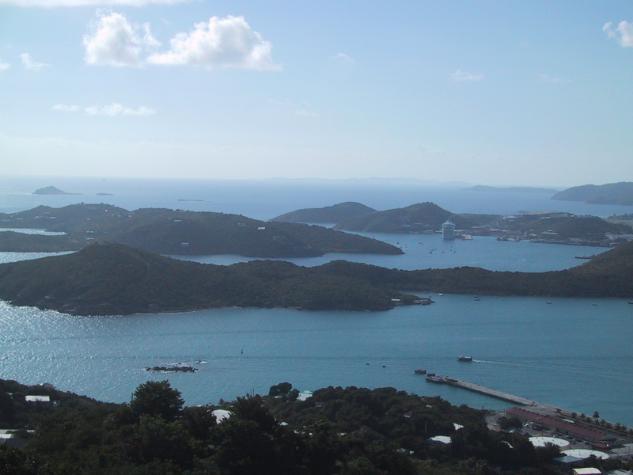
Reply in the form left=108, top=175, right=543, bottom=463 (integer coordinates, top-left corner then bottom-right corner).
left=0, top=177, right=632, bottom=424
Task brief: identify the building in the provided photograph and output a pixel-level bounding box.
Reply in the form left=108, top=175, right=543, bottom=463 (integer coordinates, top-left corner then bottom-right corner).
left=25, top=395, right=50, bottom=403
left=442, top=220, right=456, bottom=240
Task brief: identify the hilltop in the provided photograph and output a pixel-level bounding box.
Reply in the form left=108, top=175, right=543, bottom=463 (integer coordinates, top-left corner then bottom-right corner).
left=333, top=202, right=497, bottom=233
left=0, top=240, right=631, bottom=316
left=272, top=201, right=376, bottom=224
left=0, top=204, right=401, bottom=257
left=553, top=182, right=633, bottom=205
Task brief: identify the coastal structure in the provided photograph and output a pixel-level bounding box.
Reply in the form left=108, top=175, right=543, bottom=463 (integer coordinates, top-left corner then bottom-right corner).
left=442, top=220, right=456, bottom=240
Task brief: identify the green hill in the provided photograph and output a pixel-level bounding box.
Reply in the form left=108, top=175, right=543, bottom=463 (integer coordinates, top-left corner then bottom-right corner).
left=0, top=242, right=418, bottom=315
left=272, top=202, right=376, bottom=224
left=0, top=204, right=401, bottom=257
left=0, top=240, right=631, bottom=316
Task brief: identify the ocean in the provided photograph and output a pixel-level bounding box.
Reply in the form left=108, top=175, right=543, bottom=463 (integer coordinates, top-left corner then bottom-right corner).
left=0, top=177, right=631, bottom=424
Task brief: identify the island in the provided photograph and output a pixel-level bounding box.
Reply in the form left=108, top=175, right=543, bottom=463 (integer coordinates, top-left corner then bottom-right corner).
left=0, top=240, right=631, bottom=316
left=0, top=204, right=402, bottom=258
left=2, top=378, right=598, bottom=475
left=272, top=201, right=376, bottom=224
left=276, top=201, right=632, bottom=245
left=553, top=181, right=633, bottom=205
left=32, top=186, right=78, bottom=196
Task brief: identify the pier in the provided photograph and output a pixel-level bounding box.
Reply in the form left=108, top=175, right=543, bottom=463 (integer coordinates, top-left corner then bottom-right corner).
left=431, top=376, right=537, bottom=406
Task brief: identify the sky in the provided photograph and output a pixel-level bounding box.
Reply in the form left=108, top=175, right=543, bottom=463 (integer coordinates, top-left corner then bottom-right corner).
left=0, top=0, right=632, bottom=186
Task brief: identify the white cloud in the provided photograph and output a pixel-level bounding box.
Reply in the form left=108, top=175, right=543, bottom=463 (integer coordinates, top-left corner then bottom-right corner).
left=450, top=69, right=484, bottom=82
left=20, top=53, right=49, bottom=71
left=0, top=0, right=186, bottom=6
left=52, top=104, right=82, bottom=112
left=538, top=73, right=569, bottom=85
left=147, top=15, right=278, bottom=70
left=332, top=52, right=355, bottom=64
left=0, top=59, right=10, bottom=71
left=52, top=103, right=156, bottom=117
left=603, top=20, right=633, bottom=47
left=83, top=11, right=159, bottom=67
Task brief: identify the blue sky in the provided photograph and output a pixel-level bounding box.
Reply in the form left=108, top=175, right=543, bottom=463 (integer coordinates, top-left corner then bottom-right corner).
left=1, top=0, right=632, bottom=186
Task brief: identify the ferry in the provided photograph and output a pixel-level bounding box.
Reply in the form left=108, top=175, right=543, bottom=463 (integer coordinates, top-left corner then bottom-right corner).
left=458, top=355, right=473, bottom=362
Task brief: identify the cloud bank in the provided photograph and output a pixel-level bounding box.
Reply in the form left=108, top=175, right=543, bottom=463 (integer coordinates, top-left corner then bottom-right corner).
left=0, top=60, right=10, bottom=71
left=53, top=103, right=156, bottom=116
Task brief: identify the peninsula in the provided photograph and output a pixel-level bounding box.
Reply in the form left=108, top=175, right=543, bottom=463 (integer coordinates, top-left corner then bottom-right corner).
left=0, top=240, right=631, bottom=316
left=553, top=181, right=633, bottom=206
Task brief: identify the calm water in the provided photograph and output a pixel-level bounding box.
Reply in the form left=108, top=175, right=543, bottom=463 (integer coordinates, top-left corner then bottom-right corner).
left=1, top=176, right=632, bottom=218
left=0, top=178, right=631, bottom=424
left=0, top=297, right=632, bottom=424
left=180, top=233, right=606, bottom=272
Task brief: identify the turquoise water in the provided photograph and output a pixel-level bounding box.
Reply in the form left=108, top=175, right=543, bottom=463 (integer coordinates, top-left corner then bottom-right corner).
left=180, top=233, right=607, bottom=272
left=0, top=179, right=631, bottom=425
left=1, top=296, right=632, bottom=424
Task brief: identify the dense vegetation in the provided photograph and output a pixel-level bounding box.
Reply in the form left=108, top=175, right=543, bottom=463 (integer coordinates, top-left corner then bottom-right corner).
left=553, top=181, right=633, bottom=205
left=0, top=243, right=420, bottom=315
left=0, top=204, right=401, bottom=257
left=0, top=240, right=632, bottom=316
left=0, top=378, right=588, bottom=474
left=272, top=202, right=377, bottom=224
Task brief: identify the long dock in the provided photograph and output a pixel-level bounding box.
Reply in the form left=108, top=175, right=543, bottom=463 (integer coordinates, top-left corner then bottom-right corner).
left=433, top=377, right=537, bottom=406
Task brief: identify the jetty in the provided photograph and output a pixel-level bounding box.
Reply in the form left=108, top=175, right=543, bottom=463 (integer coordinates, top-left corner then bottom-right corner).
left=428, top=376, right=537, bottom=406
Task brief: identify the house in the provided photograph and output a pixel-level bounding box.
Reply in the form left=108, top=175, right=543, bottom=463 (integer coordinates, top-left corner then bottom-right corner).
left=25, top=395, right=50, bottom=403
left=573, top=469, right=601, bottom=475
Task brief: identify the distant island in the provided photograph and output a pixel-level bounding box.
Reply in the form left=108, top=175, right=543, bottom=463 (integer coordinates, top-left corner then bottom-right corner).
left=272, top=201, right=376, bottom=224
left=95, top=192, right=113, bottom=196
left=274, top=201, right=632, bottom=245
left=468, top=185, right=558, bottom=193
left=0, top=240, right=631, bottom=316
left=553, top=182, right=633, bottom=205
left=32, top=186, right=78, bottom=196
left=0, top=204, right=401, bottom=258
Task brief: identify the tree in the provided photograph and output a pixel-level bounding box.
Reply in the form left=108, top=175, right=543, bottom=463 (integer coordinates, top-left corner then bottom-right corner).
left=130, top=380, right=184, bottom=421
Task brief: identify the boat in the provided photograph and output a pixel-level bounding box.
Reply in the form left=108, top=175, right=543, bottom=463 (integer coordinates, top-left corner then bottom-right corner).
left=414, top=368, right=427, bottom=375
left=574, top=255, right=595, bottom=260
left=458, top=356, right=473, bottom=363
left=426, top=374, right=446, bottom=383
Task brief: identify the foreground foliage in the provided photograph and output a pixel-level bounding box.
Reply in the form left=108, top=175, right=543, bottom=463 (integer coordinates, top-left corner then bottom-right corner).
left=3, top=378, right=624, bottom=474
